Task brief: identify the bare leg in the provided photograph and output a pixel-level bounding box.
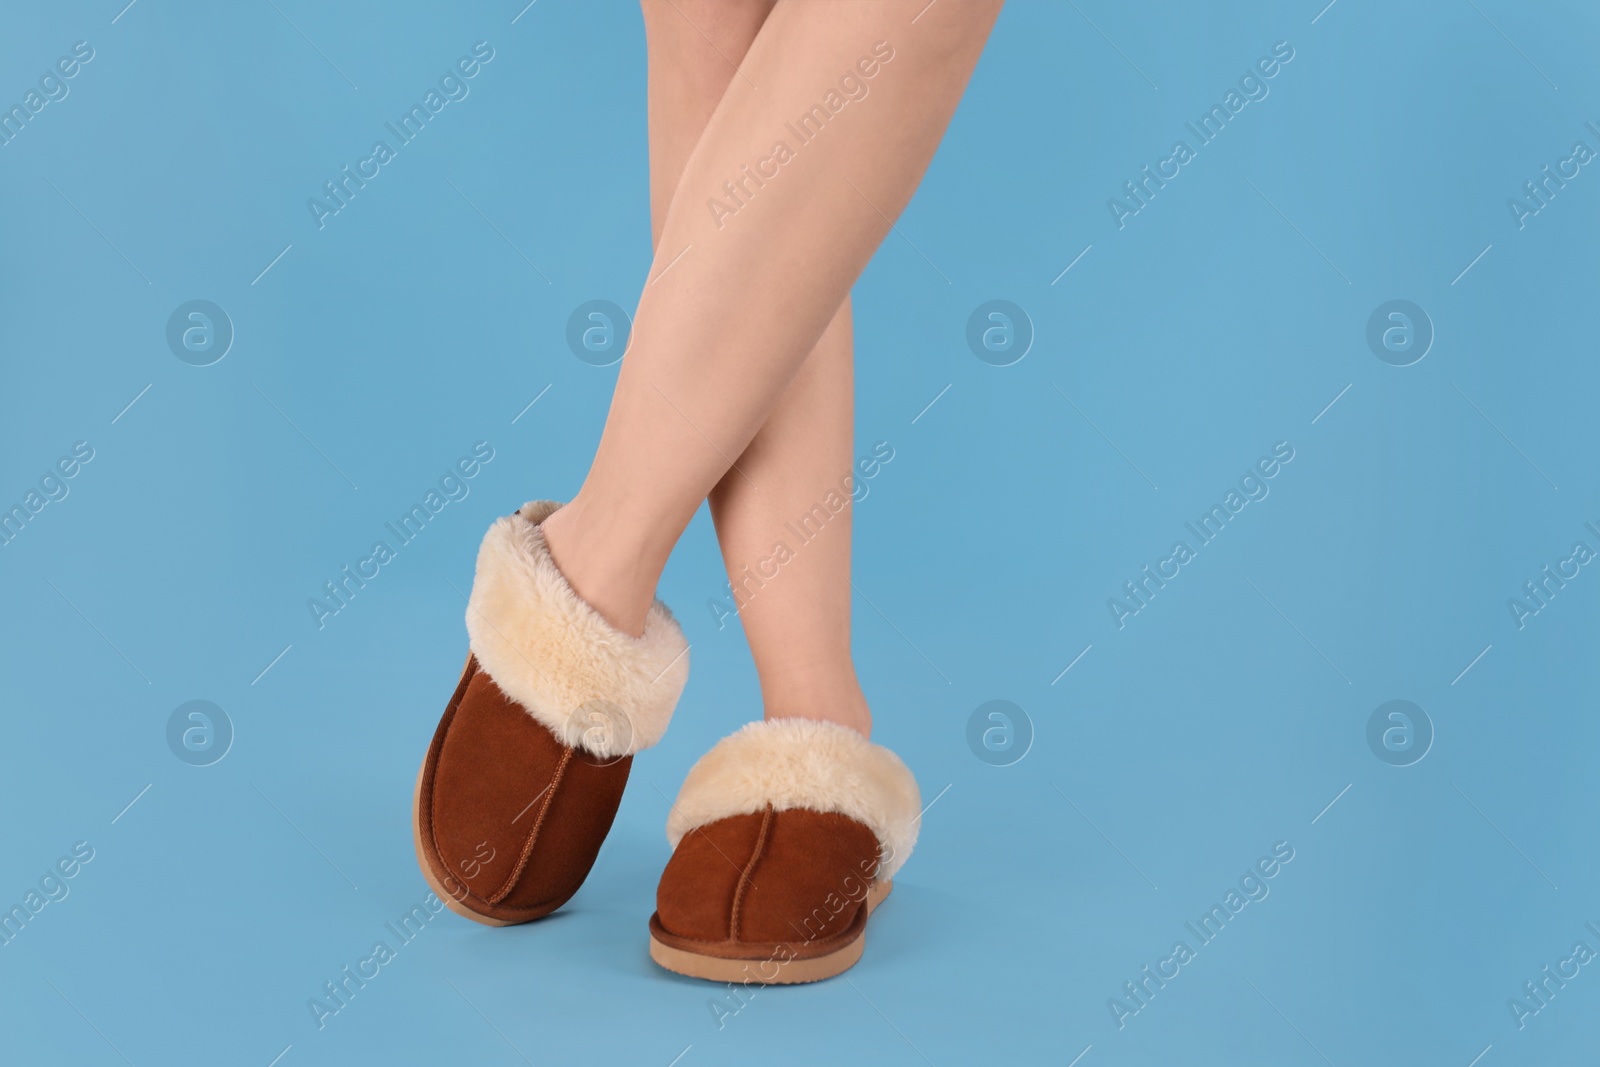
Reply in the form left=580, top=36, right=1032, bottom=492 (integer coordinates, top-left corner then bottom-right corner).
left=540, top=0, right=1002, bottom=650
left=711, top=317, right=871, bottom=735
left=634, top=1, right=873, bottom=735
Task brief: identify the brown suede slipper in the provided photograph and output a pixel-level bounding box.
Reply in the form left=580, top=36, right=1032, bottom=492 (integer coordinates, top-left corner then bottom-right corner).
left=649, top=717, right=921, bottom=984
left=414, top=500, right=690, bottom=925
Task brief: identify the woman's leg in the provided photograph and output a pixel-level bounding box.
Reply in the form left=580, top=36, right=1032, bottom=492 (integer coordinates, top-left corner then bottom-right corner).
left=637, top=0, right=872, bottom=737
left=709, top=314, right=869, bottom=734
left=540, top=0, right=1002, bottom=653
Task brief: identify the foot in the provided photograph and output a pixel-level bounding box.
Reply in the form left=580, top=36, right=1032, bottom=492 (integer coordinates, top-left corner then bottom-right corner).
left=413, top=501, right=691, bottom=924
left=648, top=717, right=920, bottom=983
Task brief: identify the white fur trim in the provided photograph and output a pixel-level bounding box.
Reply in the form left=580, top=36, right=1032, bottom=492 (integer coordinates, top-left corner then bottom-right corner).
left=465, top=500, right=689, bottom=758
left=666, top=718, right=921, bottom=879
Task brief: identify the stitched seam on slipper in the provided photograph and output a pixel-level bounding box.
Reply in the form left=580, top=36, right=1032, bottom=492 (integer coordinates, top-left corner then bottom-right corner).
left=489, top=745, right=574, bottom=904
left=728, top=805, right=772, bottom=942
left=427, top=659, right=480, bottom=907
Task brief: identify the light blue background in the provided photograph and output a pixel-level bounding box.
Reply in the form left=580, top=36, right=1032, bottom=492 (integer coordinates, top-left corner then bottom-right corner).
left=2, top=1, right=1597, bottom=1064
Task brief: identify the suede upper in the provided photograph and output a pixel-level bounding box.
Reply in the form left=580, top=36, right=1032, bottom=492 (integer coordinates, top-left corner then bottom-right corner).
left=417, top=657, right=633, bottom=922
left=654, top=808, right=883, bottom=955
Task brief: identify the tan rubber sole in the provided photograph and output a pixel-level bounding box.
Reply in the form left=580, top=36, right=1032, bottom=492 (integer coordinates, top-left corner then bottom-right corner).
left=411, top=758, right=522, bottom=927
left=648, top=879, right=893, bottom=985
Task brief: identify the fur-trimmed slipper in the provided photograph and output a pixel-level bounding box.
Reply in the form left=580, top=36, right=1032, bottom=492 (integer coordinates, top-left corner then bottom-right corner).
left=648, top=717, right=920, bottom=984
left=414, top=500, right=690, bottom=925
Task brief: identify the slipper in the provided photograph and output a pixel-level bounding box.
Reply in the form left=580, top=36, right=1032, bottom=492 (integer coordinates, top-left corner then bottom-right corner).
left=648, top=717, right=920, bottom=983
left=413, top=500, right=690, bottom=925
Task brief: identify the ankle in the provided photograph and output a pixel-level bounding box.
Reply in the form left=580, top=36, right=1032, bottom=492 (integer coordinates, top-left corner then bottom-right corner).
left=537, top=502, right=664, bottom=638
left=761, top=669, right=873, bottom=738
